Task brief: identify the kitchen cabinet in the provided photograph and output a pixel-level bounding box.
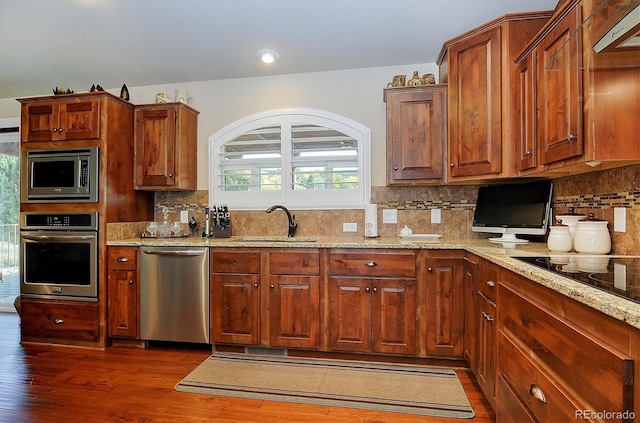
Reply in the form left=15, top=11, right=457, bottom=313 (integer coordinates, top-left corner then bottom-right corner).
left=134, top=102, right=198, bottom=190
left=328, top=250, right=416, bottom=355
left=211, top=249, right=261, bottom=345
left=476, top=258, right=498, bottom=410
left=383, top=85, right=447, bottom=185
left=463, top=255, right=479, bottom=369
left=438, top=12, right=551, bottom=181
left=20, top=97, right=101, bottom=142
left=268, top=251, right=320, bottom=349
left=423, top=252, right=464, bottom=358
left=107, top=247, right=139, bottom=339
left=515, top=0, right=640, bottom=176
left=497, top=269, right=634, bottom=422
left=20, top=298, right=100, bottom=346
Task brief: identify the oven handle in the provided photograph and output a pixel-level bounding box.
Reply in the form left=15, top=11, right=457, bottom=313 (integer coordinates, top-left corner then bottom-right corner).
left=142, top=249, right=206, bottom=257
left=21, top=234, right=96, bottom=241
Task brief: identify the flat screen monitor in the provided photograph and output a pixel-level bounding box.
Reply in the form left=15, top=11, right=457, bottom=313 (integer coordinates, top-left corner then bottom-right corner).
left=472, top=180, right=553, bottom=244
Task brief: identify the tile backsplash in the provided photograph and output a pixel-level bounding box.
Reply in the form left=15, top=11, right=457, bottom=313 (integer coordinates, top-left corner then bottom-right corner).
left=133, top=164, right=640, bottom=255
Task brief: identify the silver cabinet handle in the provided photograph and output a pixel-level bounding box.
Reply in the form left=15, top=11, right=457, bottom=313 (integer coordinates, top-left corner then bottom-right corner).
left=529, top=384, right=547, bottom=404
left=117, top=257, right=129, bottom=262
left=22, top=234, right=95, bottom=242
left=365, top=261, right=378, bottom=267
left=142, top=249, right=205, bottom=257
left=53, top=318, right=64, bottom=324
left=482, top=312, right=494, bottom=322
left=486, top=280, right=495, bottom=288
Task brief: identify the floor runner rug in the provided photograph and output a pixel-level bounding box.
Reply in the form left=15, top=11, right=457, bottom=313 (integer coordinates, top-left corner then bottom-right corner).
left=175, top=352, right=475, bottom=419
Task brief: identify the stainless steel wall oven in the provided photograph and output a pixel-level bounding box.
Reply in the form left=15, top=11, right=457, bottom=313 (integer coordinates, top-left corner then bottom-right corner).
left=20, top=212, right=98, bottom=301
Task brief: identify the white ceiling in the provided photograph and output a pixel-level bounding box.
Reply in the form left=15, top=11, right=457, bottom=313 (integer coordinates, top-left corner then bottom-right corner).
left=0, top=0, right=558, bottom=99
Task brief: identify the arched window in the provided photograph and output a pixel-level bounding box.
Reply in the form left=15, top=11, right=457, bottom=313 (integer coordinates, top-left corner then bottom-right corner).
left=209, top=108, right=371, bottom=209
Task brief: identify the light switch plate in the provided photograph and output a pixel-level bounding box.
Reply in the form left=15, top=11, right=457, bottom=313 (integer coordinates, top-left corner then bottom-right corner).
left=614, top=207, right=626, bottom=232
left=382, top=209, right=397, bottom=224
left=431, top=208, right=441, bottom=224
left=180, top=210, right=189, bottom=223
left=343, top=222, right=358, bottom=232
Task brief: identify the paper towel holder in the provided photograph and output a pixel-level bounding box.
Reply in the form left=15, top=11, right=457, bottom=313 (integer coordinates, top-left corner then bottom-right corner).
left=364, top=198, right=379, bottom=238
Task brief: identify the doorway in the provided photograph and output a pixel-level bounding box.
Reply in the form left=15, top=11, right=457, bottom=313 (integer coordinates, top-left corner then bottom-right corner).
left=0, top=118, right=20, bottom=312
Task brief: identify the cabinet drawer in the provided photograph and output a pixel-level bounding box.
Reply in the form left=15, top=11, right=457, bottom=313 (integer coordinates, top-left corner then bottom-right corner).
left=270, top=250, right=319, bottom=275
left=478, top=261, right=498, bottom=300
left=21, top=299, right=100, bottom=343
left=211, top=249, right=260, bottom=274
left=500, top=284, right=634, bottom=415
left=498, top=331, right=582, bottom=421
left=329, top=250, right=416, bottom=277
left=108, top=247, right=138, bottom=270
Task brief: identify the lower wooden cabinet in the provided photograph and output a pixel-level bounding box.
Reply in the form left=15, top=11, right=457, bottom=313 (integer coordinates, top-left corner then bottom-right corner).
left=463, top=255, right=479, bottom=369
left=498, top=270, right=634, bottom=422
left=107, top=247, right=139, bottom=338
left=475, top=258, right=498, bottom=410
left=21, top=298, right=100, bottom=345
left=328, top=250, right=417, bottom=355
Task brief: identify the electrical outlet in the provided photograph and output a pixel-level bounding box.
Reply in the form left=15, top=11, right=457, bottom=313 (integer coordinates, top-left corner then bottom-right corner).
left=614, top=207, right=626, bottom=232
left=431, top=208, right=441, bottom=224
left=382, top=209, right=397, bottom=224
left=343, top=222, right=358, bottom=232
left=180, top=210, right=189, bottom=223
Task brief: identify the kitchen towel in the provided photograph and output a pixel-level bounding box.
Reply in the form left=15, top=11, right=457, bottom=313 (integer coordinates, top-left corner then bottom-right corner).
left=364, top=203, right=378, bottom=238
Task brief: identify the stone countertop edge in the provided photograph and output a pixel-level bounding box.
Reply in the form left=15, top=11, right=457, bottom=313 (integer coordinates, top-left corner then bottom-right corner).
left=108, top=236, right=640, bottom=330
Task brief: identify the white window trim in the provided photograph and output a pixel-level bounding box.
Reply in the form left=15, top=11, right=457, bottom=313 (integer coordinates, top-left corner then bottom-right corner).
left=209, top=108, right=371, bottom=210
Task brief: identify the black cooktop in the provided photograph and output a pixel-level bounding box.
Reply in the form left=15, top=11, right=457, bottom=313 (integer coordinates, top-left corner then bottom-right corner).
left=515, top=256, right=640, bottom=304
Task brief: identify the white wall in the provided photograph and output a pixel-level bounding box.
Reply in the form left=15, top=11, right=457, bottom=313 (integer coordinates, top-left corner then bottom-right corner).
left=0, top=63, right=438, bottom=188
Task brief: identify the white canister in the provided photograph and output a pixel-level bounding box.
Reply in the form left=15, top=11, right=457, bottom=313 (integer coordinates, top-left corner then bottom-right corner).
left=555, top=207, right=585, bottom=240
left=547, top=223, right=572, bottom=252
left=573, top=213, right=611, bottom=254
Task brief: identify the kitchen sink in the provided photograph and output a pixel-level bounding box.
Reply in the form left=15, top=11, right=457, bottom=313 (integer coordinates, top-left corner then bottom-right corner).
left=240, top=236, right=317, bottom=243
left=241, top=236, right=318, bottom=243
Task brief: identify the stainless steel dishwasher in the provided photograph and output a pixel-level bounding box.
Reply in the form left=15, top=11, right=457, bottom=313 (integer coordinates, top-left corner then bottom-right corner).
left=140, top=246, right=210, bottom=343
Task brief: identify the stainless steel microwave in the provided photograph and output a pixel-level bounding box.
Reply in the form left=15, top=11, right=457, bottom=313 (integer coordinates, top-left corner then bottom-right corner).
left=21, top=146, right=99, bottom=203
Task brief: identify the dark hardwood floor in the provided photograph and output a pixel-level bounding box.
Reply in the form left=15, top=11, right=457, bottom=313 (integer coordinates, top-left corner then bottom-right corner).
left=0, top=312, right=495, bottom=422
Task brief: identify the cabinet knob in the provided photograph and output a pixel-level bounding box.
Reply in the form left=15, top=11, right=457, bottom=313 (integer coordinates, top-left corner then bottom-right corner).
left=52, top=128, right=58, bottom=132
left=168, top=173, right=174, bottom=177
left=129, top=280, right=134, bottom=285
left=486, top=280, right=495, bottom=288
left=525, top=150, right=532, bottom=156
left=372, top=287, right=378, bottom=293
left=428, top=267, right=433, bottom=272
left=117, top=257, right=129, bottom=262
left=481, top=312, right=494, bottom=322
left=450, top=163, right=454, bottom=167
left=270, top=284, right=274, bottom=289
left=364, top=261, right=378, bottom=267
left=393, top=166, right=398, bottom=171
left=567, top=134, right=577, bottom=141
left=254, top=283, right=259, bottom=288
left=365, top=287, right=371, bottom=293
left=529, top=384, right=547, bottom=404
left=53, top=318, right=64, bottom=324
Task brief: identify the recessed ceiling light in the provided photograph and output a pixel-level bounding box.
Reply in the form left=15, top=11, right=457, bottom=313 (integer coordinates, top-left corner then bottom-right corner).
left=257, top=49, right=280, bottom=64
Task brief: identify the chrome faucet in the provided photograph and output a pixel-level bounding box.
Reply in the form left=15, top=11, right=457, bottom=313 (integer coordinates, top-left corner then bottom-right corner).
left=265, top=205, right=297, bottom=237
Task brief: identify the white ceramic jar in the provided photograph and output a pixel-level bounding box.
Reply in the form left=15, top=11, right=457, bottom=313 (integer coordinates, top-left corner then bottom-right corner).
left=573, top=213, right=611, bottom=254
left=547, top=223, right=572, bottom=252
left=554, top=207, right=585, bottom=240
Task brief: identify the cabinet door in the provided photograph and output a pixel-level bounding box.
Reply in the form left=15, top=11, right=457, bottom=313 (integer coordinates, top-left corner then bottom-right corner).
left=385, top=86, right=446, bottom=184
left=328, top=277, right=371, bottom=352
left=463, top=257, right=478, bottom=369
left=515, top=52, right=538, bottom=171
left=269, top=275, right=319, bottom=349
left=21, top=100, right=101, bottom=142
left=211, top=273, right=260, bottom=345
left=21, top=298, right=100, bottom=343
left=537, top=5, right=582, bottom=165
left=448, top=25, right=502, bottom=177
left=425, top=257, right=464, bottom=357
left=371, top=278, right=416, bottom=355
left=108, top=269, right=138, bottom=338
left=477, top=292, right=497, bottom=410
left=135, top=106, right=177, bottom=188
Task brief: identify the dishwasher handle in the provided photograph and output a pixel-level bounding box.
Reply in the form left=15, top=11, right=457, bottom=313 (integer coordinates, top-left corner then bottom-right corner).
left=142, top=249, right=207, bottom=257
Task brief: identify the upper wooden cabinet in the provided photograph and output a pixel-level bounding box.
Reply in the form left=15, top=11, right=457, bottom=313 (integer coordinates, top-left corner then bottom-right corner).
left=438, top=12, right=552, bottom=182
left=20, top=97, right=101, bottom=142
left=384, top=85, right=447, bottom=185
left=134, top=102, right=198, bottom=190
left=516, top=0, right=640, bottom=176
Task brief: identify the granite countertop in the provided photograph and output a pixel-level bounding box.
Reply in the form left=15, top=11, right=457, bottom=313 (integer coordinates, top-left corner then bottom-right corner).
left=108, top=235, right=640, bottom=330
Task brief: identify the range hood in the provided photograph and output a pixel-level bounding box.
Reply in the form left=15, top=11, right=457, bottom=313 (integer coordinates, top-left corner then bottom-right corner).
left=594, top=3, right=640, bottom=52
